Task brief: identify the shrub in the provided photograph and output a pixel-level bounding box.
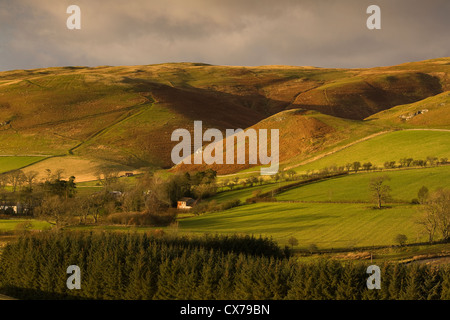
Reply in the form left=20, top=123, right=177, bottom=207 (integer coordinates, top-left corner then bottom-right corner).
left=105, top=210, right=177, bottom=227
left=105, top=212, right=140, bottom=225
left=308, top=243, right=319, bottom=253
left=287, top=236, right=299, bottom=248
left=145, top=209, right=177, bottom=227
left=219, top=199, right=241, bottom=211
left=191, top=200, right=217, bottom=215
left=394, top=234, right=408, bottom=246
left=14, top=221, right=33, bottom=234
left=191, top=199, right=241, bottom=215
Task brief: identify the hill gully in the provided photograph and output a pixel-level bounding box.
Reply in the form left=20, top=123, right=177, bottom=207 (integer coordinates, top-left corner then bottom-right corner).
left=171, top=121, right=279, bottom=175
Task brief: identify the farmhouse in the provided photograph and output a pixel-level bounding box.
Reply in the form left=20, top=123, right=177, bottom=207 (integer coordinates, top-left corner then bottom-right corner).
left=177, top=197, right=195, bottom=210
left=120, top=172, right=135, bottom=178
left=0, top=202, right=24, bottom=215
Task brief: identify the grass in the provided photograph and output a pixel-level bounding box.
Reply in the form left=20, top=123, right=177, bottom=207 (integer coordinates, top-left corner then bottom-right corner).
left=178, top=202, right=424, bottom=250
left=294, top=242, right=450, bottom=264
left=1, top=59, right=449, bottom=257
left=366, top=91, right=450, bottom=129
left=1, top=59, right=448, bottom=173
left=0, top=219, right=52, bottom=232
left=368, top=243, right=450, bottom=263
left=211, top=180, right=293, bottom=204
left=277, top=166, right=450, bottom=203
left=22, top=155, right=139, bottom=183
left=0, top=156, right=48, bottom=173
left=74, top=103, right=184, bottom=168
left=180, top=165, right=450, bottom=251
left=290, top=130, right=450, bottom=174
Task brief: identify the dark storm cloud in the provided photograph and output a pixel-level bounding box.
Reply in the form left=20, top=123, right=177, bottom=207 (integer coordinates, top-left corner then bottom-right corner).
left=0, top=0, right=449, bottom=71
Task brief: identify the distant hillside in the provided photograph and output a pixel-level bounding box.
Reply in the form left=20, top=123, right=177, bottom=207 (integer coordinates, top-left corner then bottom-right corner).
left=173, top=109, right=384, bottom=174
left=0, top=58, right=449, bottom=173
left=285, top=129, right=450, bottom=175
left=366, top=91, right=450, bottom=128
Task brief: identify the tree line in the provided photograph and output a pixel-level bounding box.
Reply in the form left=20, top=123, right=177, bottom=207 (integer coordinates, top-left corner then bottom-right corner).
left=0, top=232, right=448, bottom=300
left=306, top=156, right=449, bottom=176
left=222, top=154, right=449, bottom=196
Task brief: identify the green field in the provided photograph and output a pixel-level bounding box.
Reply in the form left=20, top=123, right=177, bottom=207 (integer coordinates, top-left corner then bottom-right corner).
left=1, top=60, right=449, bottom=259
left=178, top=202, right=423, bottom=249
left=290, top=130, right=450, bottom=174
left=0, top=156, right=48, bottom=173
left=211, top=180, right=293, bottom=204
left=180, top=165, right=450, bottom=250
left=0, top=219, right=51, bottom=232
left=277, top=166, right=450, bottom=202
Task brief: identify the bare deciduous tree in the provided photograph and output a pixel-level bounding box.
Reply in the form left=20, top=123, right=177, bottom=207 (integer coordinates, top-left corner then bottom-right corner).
left=23, top=171, right=39, bottom=190
left=369, top=175, right=392, bottom=209
left=96, top=168, right=120, bottom=190
left=417, top=188, right=450, bottom=242
left=288, top=236, right=299, bottom=249
left=6, top=170, right=26, bottom=193
left=35, top=196, right=78, bottom=229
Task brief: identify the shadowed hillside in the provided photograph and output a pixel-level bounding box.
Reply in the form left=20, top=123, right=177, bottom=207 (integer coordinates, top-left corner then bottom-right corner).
left=173, top=109, right=384, bottom=174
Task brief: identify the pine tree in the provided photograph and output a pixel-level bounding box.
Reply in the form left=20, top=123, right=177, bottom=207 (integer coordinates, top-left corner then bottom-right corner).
left=387, top=263, right=405, bottom=300
left=400, top=265, right=425, bottom=300
left=439, top=266, right=450, bottom=300
left=422, top=267, right=441, bottom=300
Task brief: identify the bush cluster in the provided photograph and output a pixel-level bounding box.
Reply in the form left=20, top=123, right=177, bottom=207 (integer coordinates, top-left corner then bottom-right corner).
left=191, top=199, right=241, bottom=215
left=105, top=210, right=177, bottom=227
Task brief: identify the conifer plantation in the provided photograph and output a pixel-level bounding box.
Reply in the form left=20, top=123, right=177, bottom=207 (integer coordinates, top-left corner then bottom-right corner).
left=0, top=232, right=448, bottom=300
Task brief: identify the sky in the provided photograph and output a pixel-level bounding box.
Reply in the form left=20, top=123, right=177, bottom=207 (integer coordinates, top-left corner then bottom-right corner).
left=0, top=0, right=449, bottom=71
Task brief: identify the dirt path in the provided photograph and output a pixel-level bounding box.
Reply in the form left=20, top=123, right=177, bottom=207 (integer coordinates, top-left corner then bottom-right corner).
left=219, top=127, right=450, bottom=178
left=69, top=95, right=155, bottom=154
left=283, top=130, right=393, bottom=171
left=409, top=256, right=450, bottom=266
left=18, top=102, right=148, bottom=130
left=402, top=128, right=450, bottom=132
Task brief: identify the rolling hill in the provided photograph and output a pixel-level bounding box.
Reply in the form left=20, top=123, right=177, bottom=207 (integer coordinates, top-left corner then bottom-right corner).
left=284, top=129, right=450, bottom=175
left=276, top=165, right=450, bottom=203
left=179, top=202, right=423, bottom=249
left=172, top=109, right=385, bottom=174
left=0, top=58, right=449, bottom=177
left=366, top=91, right=450, bottom=128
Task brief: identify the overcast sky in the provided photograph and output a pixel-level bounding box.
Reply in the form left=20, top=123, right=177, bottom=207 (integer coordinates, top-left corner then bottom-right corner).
left=0, top=0, right=449, bottom=71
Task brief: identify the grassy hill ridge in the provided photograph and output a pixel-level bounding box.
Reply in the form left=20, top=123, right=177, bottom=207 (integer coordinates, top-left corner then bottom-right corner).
left=0, top=58, right=449, bottom=174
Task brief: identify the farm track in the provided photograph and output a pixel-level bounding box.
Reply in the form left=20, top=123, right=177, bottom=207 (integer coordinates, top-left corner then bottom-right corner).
left=69, top=104, right=151, bottom=153
left=0, top=96, right=155, bottom=172
left=17, top=102, right=150, bottom=130
left=220, top=128, right=450, bottom=177
left=283, top=129, right=392, bottom=171
left=219, top=130, right=392, bottom=177
left=60, top=94, right=155, bottom=154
